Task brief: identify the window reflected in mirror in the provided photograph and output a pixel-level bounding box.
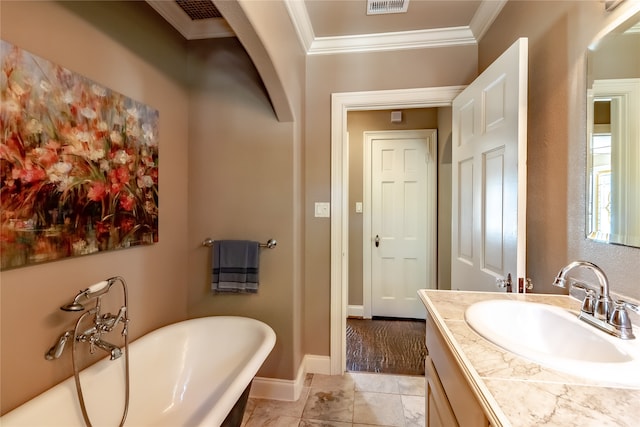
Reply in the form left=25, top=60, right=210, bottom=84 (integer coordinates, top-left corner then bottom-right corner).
left=588, top=101, right=612, bottom=240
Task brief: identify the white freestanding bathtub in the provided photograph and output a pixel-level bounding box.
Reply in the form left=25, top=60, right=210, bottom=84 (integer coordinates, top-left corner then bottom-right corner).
left=1, top=316, right=276, bottom=427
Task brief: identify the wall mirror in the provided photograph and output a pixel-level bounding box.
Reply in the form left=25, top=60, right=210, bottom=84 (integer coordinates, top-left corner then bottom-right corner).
left=586, top=10, right=640, bottom=248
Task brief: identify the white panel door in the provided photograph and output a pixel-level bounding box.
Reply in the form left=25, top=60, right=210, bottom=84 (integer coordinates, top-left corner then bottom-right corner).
left=452, top=38, right=528, bottom=292
left=367, top=130, right=436, bottom=319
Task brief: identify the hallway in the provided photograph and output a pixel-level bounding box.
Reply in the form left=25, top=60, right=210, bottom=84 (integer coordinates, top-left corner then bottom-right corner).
left=346, top=318, right=426, bottom=376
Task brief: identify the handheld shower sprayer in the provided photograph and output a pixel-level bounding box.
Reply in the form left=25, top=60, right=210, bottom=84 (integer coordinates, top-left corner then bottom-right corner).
left=60, top=279, right=115, bottom=312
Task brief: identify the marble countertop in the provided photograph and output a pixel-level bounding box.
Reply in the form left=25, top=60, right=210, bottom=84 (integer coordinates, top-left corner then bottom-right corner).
left=419, top=289, right=640, bottom=427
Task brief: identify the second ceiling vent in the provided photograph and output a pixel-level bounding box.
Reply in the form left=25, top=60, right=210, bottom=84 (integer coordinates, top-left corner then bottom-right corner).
left=367, top=0, right=409, bottom=15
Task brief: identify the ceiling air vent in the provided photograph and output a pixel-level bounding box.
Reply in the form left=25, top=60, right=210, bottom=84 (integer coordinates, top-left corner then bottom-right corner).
left=175, top=0, right=223, bottom=21
left=367, top=0, right=409, bottom=15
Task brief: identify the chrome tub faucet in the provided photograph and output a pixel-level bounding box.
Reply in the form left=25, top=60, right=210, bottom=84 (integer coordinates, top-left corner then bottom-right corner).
left=45, top=278, right=129, bottom=360
left=45, top=277, right=131, bottom=426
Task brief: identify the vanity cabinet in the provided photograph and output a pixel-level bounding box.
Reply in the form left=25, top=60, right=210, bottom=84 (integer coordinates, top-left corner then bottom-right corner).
left=425, top=312, right=490, bottom=427
left=425, top=355, right=457, bottom=426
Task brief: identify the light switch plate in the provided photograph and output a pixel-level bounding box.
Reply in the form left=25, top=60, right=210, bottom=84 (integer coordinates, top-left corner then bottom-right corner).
left=315, top=202, right=330, bottom=218
left=355, top=202, right=363, bottom=213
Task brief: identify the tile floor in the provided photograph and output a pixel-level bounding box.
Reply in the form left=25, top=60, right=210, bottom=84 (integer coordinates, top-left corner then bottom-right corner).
left=241, top=372, right=425, bottom=427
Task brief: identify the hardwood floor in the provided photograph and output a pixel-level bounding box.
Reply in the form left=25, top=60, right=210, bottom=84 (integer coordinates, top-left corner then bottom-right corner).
left=346, top=318, right=426, bottom=376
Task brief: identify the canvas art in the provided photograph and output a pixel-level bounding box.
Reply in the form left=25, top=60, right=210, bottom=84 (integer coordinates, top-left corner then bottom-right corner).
left=1, top=40, right=159, bottom=270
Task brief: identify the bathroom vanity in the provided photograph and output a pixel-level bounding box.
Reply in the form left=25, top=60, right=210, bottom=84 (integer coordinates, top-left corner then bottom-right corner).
left=419, top=289, right=640, bottom=427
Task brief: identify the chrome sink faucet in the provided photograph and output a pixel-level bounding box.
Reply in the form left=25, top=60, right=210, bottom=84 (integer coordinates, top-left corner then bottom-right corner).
left=552, top=260, right=638, bottom=339
left=552, top=261, right=613, bottom=320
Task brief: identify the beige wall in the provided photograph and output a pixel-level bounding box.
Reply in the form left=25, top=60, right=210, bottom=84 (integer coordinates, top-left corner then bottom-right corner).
left=346, top=109, right=439, bottom=306
left=0, top=1, right=189, bottom=414
left=590, top=29, right=639, bottom=81
left=480, top=1, right=640, bottom=298
left=185, top=36, right=303, bottom=380
left=303, top=46, right=478, bottom=355
left=188, top=1, right=305, bottom=380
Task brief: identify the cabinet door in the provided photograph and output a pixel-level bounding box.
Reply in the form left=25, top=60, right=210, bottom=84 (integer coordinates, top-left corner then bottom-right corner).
left=426, top=356, right=458, bottom=427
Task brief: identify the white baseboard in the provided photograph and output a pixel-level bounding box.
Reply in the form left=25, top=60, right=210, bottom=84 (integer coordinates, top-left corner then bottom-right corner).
left=250, top=354, right=332, bottom=401
left=250, top=375, right=302, bottom=401
left=347, top=305, right=364, bottom=318
left=303, top=354, right=331, bottom=375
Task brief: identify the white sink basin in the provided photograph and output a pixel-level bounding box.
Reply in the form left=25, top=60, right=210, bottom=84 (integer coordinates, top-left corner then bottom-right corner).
left=465, top=299, right=640, bottom=386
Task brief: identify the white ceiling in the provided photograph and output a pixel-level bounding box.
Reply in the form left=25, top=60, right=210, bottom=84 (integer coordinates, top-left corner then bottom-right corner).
left=146, top=0, right=507, bottom=54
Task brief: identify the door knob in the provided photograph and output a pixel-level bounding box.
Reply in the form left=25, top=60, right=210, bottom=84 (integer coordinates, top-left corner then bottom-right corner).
left=375, top=235, right=380, bottom=247
left=496, top=273, right=512, bottom=291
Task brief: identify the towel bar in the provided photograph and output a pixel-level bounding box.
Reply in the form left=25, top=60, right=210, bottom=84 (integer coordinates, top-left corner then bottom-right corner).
left=202, top=238, right=277, bottom=249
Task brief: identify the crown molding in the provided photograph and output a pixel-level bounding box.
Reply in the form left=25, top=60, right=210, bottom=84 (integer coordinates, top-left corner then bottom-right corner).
left=146, top=0, right=235, bottom=39
left=469, top=0, right=508, bottom=41
left=285, top=0, right=504, bottom=55
left=308, top=26, right=476, bottom=55
left=284, top=0, right=315, bottom=52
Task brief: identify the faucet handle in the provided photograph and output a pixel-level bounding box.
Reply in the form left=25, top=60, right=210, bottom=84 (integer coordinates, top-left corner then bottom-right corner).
left=98, top=306, right=127, bottom=332
left=619, top=300, right=640, bottom=314
left=569, top=280, right=598, bottom=293
left=581, top=289, right=596, bottom=315
left=570, top=282, right=598, bottom=315
left=88, top=337, right=97, bottom=354
left=121, top=318, right=129, bottom=337
left=609, top=300, right=635, bottom=339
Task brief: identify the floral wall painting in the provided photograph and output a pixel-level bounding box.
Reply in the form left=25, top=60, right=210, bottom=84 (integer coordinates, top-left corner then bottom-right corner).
left=1, top=40, right=159, bottom=270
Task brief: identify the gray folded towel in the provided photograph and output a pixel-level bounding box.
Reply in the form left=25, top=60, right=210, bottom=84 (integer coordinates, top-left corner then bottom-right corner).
left=211, top=240, right=260, bottom=293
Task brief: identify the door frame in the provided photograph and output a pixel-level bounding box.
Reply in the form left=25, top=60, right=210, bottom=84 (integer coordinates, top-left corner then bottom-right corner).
left=363, top=129, right=437, bottom=319
left=330, top=86, right=464, bottom=374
